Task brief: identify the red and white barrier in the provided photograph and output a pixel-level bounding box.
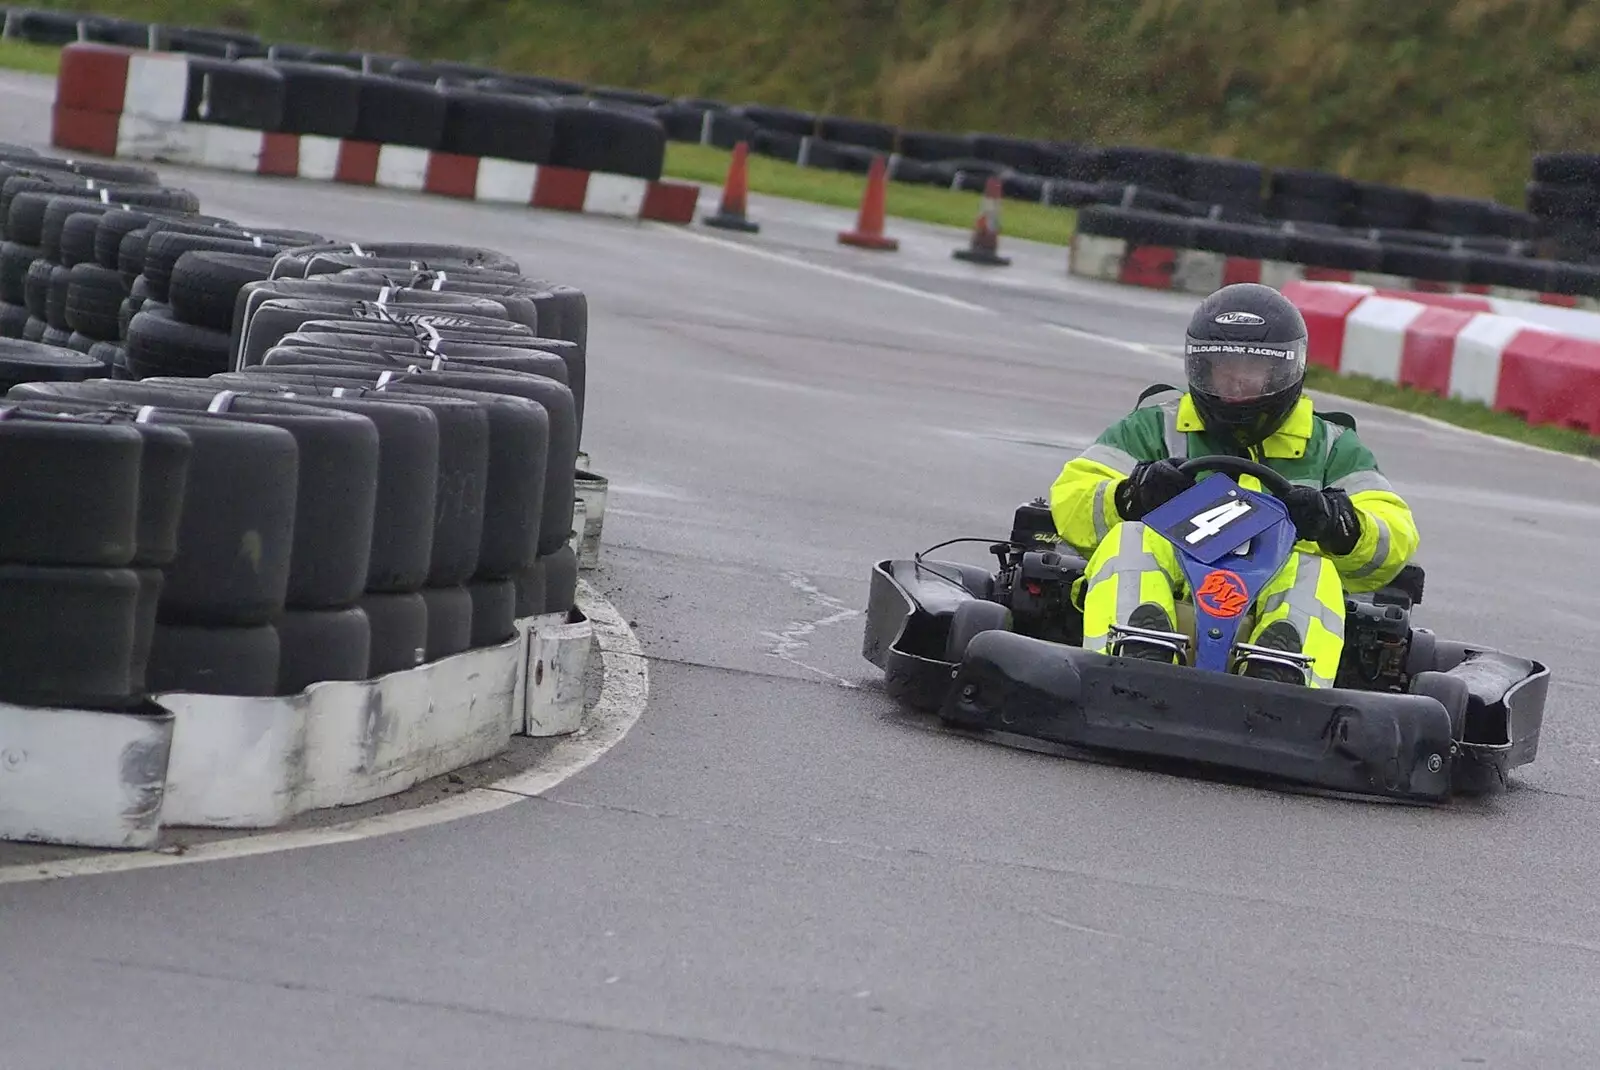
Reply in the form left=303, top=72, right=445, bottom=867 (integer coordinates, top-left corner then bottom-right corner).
left=1069, top=231, right=1600, bottom=313
left=48, top=42, right=702, bottom=226
left=1285, top=280, right=1600, bottom=435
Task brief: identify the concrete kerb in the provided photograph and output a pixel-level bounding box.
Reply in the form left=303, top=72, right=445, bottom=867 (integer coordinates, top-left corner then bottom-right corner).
left=0, top=489, right=621, bottom=853
left=0, top=575, right=648, bottom=884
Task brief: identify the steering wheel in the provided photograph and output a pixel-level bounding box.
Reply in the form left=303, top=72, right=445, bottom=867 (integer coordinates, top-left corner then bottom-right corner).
left=1178, top=454, right=1295, bottom=500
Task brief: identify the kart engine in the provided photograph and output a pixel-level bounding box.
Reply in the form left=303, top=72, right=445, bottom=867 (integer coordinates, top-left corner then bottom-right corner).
left=988, top=499, right=1086, bottom=646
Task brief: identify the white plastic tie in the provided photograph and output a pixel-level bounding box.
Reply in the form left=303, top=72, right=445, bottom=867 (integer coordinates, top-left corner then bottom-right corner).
left=349, top=242, right=365, bottom=256
left=376, top=370, right=395, bottom=389
left=206, top=391, right=237, bottom=413
left=331, top=387, right=349, bottom=397
left=134, top=405, right=156, bottom=423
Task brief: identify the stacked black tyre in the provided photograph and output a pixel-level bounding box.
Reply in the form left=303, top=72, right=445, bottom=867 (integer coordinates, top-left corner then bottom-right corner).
left=0, top=149, right=589, bottom=706
left=0, top=401, right=192, bottom=710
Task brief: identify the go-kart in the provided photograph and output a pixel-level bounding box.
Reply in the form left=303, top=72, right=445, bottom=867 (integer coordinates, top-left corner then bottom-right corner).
left=862, top=455, right=1550, bottom=802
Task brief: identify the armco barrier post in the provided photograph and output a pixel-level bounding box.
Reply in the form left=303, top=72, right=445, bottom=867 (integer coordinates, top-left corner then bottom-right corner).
left=838, top=154, right=899, bottom=251
left=953, top=174, right=1010, bottom=266
left=702, top=140, right=759, bottom=233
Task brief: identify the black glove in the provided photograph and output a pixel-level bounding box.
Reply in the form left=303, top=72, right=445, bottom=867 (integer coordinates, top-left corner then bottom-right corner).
left=1283, top=486, right=1363, bottom=555
left=1114, top=459, right=1195, bottom=521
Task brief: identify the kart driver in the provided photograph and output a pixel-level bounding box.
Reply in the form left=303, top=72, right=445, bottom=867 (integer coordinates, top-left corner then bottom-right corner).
left=1048, top=282, right=1419, bottom=687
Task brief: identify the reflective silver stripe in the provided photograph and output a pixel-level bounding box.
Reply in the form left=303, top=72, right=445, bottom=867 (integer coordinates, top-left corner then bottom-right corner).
left=1080, top=443, right=1138, bottom=475
left=1332, top=469, right=1395, bottom=496
left=1091, top=480, right=1112, bottom=540
left=1257, top=558, right=1345, bottom=639
left=1321, top=421, right=1345, bottom=466
left=1349, top=516, right=1393, bottom=578
left=1158, top=399, right=1186, bottom=460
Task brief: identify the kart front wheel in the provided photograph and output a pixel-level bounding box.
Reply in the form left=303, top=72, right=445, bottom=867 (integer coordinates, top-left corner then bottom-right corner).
left=1409, top=670, right=1470, bottom=742
left=945, top=599, right=1013, bottom=663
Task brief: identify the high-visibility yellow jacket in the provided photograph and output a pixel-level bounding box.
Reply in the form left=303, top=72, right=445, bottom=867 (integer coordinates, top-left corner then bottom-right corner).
left=1050, top=392, right=1419, bottom=593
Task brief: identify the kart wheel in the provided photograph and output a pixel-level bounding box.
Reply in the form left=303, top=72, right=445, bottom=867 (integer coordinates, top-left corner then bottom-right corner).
left=945, top=599, right=1013, bottom=664
left=1409, top=670, right=1470, bottom=742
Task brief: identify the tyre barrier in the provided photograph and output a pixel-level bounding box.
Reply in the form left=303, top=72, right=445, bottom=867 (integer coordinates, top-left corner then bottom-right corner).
left=4, top=8, right=1552, bottom=250
left=1068, top=206, right=1600, bottom=310
left=0, top=146, right=618, bottom=849
left=47, top=43, right=700, bottom=226
left=1286, top=280, right=1600, bottom=436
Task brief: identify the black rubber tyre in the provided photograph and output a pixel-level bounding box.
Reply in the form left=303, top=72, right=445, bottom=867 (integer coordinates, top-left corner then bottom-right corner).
left=182, top=56, right=285, bottom=129
left=439, top=89, right=555, bottom=163
left=251, top=59, right=362, bottom=138
left=270, top=241, right=520, bottom=279
left=351, top=74, right=447, bottom=148
left=126, top=306, right=233, bottom=378
left=0, top=301, right=27, bottom=339
left=273, top=605, right=371, bottom=694
left=419, top=584, right=472, bottom=661
left=57, top=210, right=105, bottom=268
left=357, top=590, right=428, bottom=676
left=1409, top=669, right=1471, bottom=743
left=0, top=241, right=36, bottom=304
left=46, top=263, right=72, bottom=331
left=20, top=316, right=44, bottom=342
left=263, top=361, right=574, bottom=560
left=146, top=622, right=280, bottom=696
left=235, top=293, right=514, bottom=366
left=95, top=209, right=219, bottom=271
left=944, top=599, right=1013, bottom=663
left=511, top=557, right=545, bottom=618
left=118, top=217, right=248, bottom=287
left=391, top=384, right=546, bottom=576
left=40, top=325, right=72, bottom=348
left=65, top=331, right=98, bottom=354
left=143, top=232, right=279, bottom=305
left=219, top=367, right=490, bottom=586
left=467, top=576, right=517, bottom=647
left=169, top=250, right=275, bottom=332
left=0, top=564, right=140, bottom=707
left=0, top=334, right=106, bottom=388
left=22, top=257, right=51, bottom=320
left=0, top=389, right=300, bottom=624
left=65, top=262, right=129, bottom=340
left=538, top=543, right=577, bottom=615
left=154, top=374, right=440, bottom=594
left=57, top=382, right=381, bottom=609
left=0, top=405, right=142, bottom=565
left=40, top=198, right=121, bottom=264
left=7, top=189, right=85, bottom=247
left=129, top=567, right=163, bottom=695
left=547, top=102, right=666, bottom=180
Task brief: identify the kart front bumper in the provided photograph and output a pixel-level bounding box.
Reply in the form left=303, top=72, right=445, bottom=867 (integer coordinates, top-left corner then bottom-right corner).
left=941, top=630, right=1460, bottom=802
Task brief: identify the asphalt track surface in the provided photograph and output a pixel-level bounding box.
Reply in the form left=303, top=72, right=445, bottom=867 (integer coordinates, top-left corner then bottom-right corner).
left=4, top=71, right=1600, bottom=1068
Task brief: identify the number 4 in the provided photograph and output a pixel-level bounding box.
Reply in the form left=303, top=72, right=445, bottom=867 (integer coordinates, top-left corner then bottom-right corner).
left=1185, top=498, right=1252, bottom=544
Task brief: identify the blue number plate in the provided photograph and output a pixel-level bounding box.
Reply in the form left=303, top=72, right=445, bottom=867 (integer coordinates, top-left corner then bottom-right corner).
left=1142, top=474, right=1286, bottom=564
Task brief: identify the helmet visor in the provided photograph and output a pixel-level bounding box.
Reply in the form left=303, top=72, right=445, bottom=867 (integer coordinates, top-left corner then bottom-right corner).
left=1184, top=336, right=1307, bottom=403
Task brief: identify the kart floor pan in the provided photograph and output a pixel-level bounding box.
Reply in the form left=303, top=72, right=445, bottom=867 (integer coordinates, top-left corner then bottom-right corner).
left=941, top=630, right=1460, bottom=802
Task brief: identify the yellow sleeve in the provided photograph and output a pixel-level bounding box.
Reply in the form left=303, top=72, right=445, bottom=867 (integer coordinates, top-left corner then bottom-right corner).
left=1049, top=444, right=1138, bottom=559
left=1327, top=488, right=1420, bottom=593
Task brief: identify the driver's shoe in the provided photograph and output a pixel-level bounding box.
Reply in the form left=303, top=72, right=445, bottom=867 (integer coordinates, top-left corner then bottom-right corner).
left=1239, top=620, right=1308, bottom=685
left=1115, top=603, right=1182, bottom=666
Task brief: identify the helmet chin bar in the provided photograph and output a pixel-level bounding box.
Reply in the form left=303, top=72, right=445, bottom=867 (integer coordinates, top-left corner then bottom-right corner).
left=1189, top=381, right=1304, bottom=449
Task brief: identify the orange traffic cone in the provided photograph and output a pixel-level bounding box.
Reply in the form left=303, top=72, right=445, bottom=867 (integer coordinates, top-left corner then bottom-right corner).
left=702, top=140, right=759, bottom=233
left=953, top=174, right=1011, bottom=266
left=838, top=154, right=899, bottom=251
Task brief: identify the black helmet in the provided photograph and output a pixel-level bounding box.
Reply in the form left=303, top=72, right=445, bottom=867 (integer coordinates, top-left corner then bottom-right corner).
left=1183, top=283, right=1308, bottom=449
